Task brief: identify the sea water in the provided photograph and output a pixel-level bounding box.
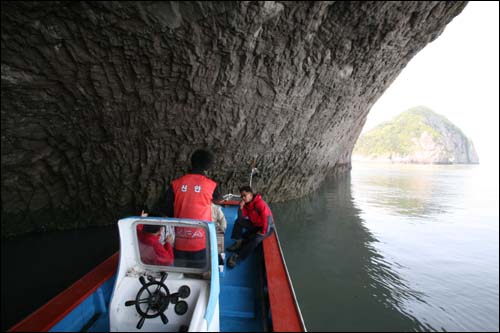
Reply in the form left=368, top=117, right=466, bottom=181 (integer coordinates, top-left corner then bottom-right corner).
left=272, top=162, right=499, bottom=332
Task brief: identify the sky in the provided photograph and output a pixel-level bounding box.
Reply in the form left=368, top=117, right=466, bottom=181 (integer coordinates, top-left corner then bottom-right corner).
left=362, top=1, right=499, bottom=168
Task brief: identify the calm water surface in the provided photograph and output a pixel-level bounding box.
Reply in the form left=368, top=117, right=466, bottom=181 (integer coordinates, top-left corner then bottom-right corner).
left=1, top=225, right=119, bottom=330
left=2, top=163, right=498, bottom=331
left=272, top=162, right=499, bottom=332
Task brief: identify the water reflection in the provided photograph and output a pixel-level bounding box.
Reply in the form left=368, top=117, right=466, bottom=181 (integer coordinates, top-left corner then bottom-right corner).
left=354, top=165, right=454, bottom=218
left=1, top=226, right=119, bottom=331
left=272, top=172, right=435, bottom=331
left=2, top=164, right=496, bottom=331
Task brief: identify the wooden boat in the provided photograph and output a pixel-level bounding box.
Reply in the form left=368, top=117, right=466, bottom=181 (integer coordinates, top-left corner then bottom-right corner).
left=8, top=200, right=306, bottom=332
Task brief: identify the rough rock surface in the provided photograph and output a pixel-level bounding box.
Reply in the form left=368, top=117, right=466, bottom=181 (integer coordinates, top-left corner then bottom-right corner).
left=1, top=1, right=467, bottom=236
left=353, top=106, right=479, bottom=164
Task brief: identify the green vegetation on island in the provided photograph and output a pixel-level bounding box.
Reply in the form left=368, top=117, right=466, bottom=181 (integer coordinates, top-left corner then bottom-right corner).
left=353, top=106, right=479, bottom=164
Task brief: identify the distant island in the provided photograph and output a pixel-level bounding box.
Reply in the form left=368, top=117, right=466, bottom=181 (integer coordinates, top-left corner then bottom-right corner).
left=353, top=106, right=479, bottom=164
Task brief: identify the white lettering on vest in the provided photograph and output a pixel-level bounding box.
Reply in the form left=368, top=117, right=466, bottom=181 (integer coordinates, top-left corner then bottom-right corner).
left=176, top=228, right=204, bottom=239
left=181, top=185, right=188, bottom=192
left=194, top=185, right=201, bottom=193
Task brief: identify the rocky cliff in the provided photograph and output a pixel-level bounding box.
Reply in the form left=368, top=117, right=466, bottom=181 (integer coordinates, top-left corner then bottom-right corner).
left=353, top=106, right=479, bottom=164
left=1, top=1, right=467, bottom=236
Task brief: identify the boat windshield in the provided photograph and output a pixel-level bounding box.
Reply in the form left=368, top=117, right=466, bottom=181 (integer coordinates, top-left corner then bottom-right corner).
left=135, top=221, right=210, bottom=273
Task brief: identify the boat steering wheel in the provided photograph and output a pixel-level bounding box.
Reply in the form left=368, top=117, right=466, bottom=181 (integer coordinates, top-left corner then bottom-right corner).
left=124, top=272, right=191, bottom=329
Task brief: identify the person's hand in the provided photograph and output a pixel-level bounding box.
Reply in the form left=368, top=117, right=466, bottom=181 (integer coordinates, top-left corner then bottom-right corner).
left=141, top=210, right=148, bottom=217
left=166, top=234, right=173, bottom=244
left=239, top=200, right=245, bottom=210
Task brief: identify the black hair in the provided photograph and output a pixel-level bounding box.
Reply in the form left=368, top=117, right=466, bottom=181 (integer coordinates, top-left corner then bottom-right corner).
left=239, top=185, right=253, bottom=194
left=191, top=149, right=214, bottom=171
left=142, top=224, right=162, bottom=234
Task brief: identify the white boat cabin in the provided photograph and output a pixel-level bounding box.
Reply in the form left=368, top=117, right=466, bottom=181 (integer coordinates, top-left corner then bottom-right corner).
left=109, top=217, right=219, bottom=332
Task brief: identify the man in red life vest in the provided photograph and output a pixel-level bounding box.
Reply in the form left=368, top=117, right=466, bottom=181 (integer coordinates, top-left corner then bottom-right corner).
left=226, top=186, right=274, bottom=268
left=150, top=149, right=220, bottom=268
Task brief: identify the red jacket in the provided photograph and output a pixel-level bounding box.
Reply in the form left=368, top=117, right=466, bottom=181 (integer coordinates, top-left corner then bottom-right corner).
left=171, top=174, right=217, bottom=251
left=138, top=231, right=174, bottom=266
left=241, top=194, right=274, bottom=234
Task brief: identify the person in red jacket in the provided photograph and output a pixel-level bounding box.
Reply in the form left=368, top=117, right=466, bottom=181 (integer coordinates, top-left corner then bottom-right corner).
left=138, top=224, right=174, bottom=266
left=226, top=186, right=274, bottom=268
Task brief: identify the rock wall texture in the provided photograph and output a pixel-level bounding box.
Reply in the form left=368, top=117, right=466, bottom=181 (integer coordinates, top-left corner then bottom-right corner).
left=1, top=1, right=467, bottom=236
left=406, top=108, right=479, bottom=164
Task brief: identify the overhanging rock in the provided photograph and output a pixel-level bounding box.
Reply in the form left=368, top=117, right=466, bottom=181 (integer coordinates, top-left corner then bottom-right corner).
left=1, top=1, right=467, bottom=235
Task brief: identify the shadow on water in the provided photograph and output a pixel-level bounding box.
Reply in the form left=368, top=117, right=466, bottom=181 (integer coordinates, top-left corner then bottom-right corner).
left=3, top=165, right=496, bottom=331
left=271, top=172, right=435, bottom=332
left=1, top=225, right=119, bottom=331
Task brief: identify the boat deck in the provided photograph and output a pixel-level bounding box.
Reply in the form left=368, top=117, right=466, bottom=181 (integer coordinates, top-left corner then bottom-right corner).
left=219, top=205, right=268, bottom=332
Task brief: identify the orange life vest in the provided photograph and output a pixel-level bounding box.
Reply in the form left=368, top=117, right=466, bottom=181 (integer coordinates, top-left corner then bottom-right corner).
left=171, top=174, right=216, bottom=251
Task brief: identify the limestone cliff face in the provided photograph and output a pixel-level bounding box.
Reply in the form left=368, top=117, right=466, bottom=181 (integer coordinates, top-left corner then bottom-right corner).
left=353, top=106, right=479, bottom=164
left=1, top=1, right=467, bottom=236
